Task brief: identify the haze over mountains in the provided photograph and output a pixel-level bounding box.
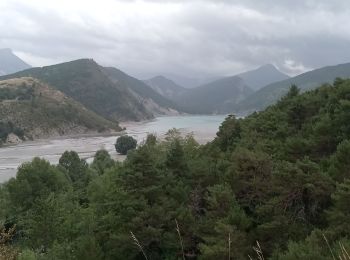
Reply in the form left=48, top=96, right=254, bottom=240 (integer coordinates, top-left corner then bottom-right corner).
left=0, top=48, right=31, bottom=76
left=158, top=73, right=217, bottom=89
left=236, top=64, right=289, bottom=90
left=143, top=64, right=291, bottom=114
left=174, top=76, right=253, bottom=114
left=144, top=63, right=350, bottom=115
left=143, top=76, right=186, bottom=99
left=235, top=62, right=350, bottom=113
left=1, top=59, right=179, bottom=122
left=2, top=47, right=350, bottom=124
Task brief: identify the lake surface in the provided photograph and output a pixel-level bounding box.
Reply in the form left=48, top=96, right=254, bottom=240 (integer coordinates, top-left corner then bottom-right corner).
left=0, top=115, right=227, bottom=182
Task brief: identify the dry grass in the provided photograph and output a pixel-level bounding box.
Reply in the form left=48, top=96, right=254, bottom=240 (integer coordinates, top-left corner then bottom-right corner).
left=323, top=234, right=350, bottom=260
left=0, top=225, right=18, bottom=260
left=130, top=231, right=148, bottom=260
left=248, top=241, right=265, bottom=260
left=175, top=219, right=185, bottom=260
left=338, top=242, right=350, bottom=260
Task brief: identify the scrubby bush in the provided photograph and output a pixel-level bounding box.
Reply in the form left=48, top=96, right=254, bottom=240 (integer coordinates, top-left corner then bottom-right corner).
left=115, top=135, right=137, bottom=155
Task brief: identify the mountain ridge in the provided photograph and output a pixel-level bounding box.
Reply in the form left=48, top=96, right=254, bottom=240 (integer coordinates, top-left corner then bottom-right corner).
left=235, top=61, right=350, bottom=113
left=142, top=75, right=185, bottom=99
left=174, top=76, right=253, bottom=114
left=236, top=64, right=290, bottom=90
left=0, top=59, right=180, bottom=122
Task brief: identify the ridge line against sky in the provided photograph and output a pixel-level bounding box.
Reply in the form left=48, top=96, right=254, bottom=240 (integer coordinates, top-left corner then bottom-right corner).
left=1, top=0, right=350, bottom=79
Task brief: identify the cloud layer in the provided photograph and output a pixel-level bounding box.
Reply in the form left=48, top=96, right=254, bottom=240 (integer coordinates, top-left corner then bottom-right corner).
left=1, top=0, right=350, bottom=78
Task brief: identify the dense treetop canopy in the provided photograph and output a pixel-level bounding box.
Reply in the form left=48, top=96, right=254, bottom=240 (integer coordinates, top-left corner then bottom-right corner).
left=1, top=79, right=350, bottom=259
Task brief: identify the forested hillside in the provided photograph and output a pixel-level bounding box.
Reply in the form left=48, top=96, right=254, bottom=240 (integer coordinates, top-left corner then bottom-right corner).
left=102, top=67, right=180, bottom=115
left=0, top=59, right=169, bottom=122
left=174, top=76, right=253, bottom=114
left=1, top=78, right=350, bottom=259
left=0, top=77, right=119, bottom=145
left=235, top=62, right=350, bottom=113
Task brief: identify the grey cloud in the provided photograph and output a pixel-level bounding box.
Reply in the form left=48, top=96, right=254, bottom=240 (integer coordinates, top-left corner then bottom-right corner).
left=1, top=0, right=350, bottom=79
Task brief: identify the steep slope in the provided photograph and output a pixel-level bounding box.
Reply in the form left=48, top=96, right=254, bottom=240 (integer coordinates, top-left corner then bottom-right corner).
left=236, top=64, right=289, bottom=90
left=0, top=77, right=119, bottom=145
left=102, top=67, right=180, bottom=116
left=143, top=75, right=186, bottom=99
left=235, top=62, right=350, bottom=113
left=174, top=76, right=253, bottom=114
left=0, top=48, right=31, bottom=75
left=0, top=59, right=154, bottom=121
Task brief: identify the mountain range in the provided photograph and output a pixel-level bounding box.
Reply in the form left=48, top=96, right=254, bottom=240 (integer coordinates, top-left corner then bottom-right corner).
left=144, top=64, right=289, bottom=114
left=3, top=47, right=350, bottom=123
left=1, top=59, right=179, bottom=122
left=173, top=76, right=253, bottom=114
left=235, top=62, right=350, bottom=113
left=236, top=64, right=289, bottom=90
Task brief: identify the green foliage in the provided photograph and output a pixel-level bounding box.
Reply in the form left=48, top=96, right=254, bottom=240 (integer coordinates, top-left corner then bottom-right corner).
left=91, top=149, right=115, bottom=175
left=0, top=85, right=33, bottom=101
left=115, top=135, right=137, bottom=155
left=214, top=114, right=241, bottom=151
left=0, top=59, right=172, bottom=121
left=328, top=140, right=350, bottom=182
left=6, top=158, right=70, bottom=212
left=18, top=249, right=37, bottom=260
left=0, top=78, right=119, bottom=143
left=3, top=79, right=350, bottom=259
left=235, top=62, right=350, bottom=113
left=326, top=179, right=350, bottom=238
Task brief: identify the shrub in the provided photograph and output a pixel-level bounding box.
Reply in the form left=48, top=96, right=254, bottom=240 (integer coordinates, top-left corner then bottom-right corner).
left=115, top=135, right=137, bottom=155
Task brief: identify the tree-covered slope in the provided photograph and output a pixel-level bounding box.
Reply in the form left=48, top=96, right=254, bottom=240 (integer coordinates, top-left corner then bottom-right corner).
left=174, top=76, right=253, bottom=114
left=2, top=79, right=350, bottom=259
left=0, top=77, right=119, bottom=145
left=0, top=48, right=31, bottom=76
left=235, top=62, right=350, bottom=113
left=102, top=67, right=180, bottom=114
left=0, top=59, right=154, bottom=122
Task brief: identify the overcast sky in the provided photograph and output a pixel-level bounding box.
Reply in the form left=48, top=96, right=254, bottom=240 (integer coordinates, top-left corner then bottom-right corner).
left=1, top=0, right=350, bottom=79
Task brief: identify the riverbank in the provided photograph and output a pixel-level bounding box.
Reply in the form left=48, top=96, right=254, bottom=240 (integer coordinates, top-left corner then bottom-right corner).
left=0, top=115, right=226, bottom=183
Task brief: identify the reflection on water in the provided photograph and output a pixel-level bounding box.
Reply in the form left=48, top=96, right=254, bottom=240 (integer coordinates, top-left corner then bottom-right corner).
left=0, top=115, right=226, bottom=182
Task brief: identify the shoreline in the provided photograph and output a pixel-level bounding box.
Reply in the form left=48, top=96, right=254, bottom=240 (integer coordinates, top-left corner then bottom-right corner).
left=0, top=115, right=225, bottom=183
left=1, top=130, right=125, bottom=149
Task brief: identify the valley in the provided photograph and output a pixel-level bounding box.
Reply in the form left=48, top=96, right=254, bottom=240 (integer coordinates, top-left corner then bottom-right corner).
left=2, top=40, right=350, bottom=259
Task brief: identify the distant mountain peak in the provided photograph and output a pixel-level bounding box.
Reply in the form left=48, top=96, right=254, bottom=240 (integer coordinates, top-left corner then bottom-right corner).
left=237, top=64, right=289, bottom=90
left=259, top=63, right=276, bottom=69
left=173, top=74, right=253, bottom=114
left=235, top=61, right=350, bottom=114
left=143, top=75, right=185, bottom=99
left=0, top=48, right=31, bottom=75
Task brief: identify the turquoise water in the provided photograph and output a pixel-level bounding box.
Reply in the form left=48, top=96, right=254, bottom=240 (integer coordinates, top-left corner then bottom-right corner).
left=0, top=115, right=227, bottom=182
